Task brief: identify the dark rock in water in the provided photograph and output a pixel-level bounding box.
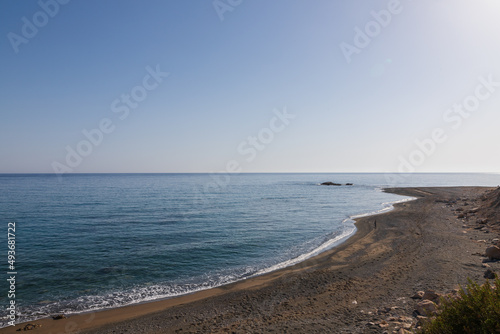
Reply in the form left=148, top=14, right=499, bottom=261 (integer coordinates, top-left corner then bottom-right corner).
left=320, top=182, right=354, bottom=186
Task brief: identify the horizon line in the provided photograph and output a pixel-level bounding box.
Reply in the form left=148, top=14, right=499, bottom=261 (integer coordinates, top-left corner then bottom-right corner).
left=0, top=172, right=499, bottom=175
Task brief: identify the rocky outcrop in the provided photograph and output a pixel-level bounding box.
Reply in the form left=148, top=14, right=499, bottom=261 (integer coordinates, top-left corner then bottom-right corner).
left=320, top=182, right=354, bottom=186
left=476, top=187, right=500, bottom=231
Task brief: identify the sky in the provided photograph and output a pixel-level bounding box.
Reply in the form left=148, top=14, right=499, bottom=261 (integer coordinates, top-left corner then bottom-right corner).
left=1, top=0, right=499, bottom=174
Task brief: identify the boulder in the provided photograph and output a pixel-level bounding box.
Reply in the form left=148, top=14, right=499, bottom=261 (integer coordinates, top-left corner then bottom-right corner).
left=320, top=182, right=341, bottom=186
left=345, top=183, right=354, bottom=186
left=416, top=300, right=437, bottom=315
left=411, top=291, right=425, bottom=299
left=485, top=245, right=500, bottom=260
left=422, top=290, right=441, bottom=303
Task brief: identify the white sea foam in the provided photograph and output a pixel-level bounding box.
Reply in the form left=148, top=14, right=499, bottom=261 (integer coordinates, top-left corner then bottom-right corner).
left=252, top=194, right=417, bottom=277
left=252, top=224, right=356, bottom=276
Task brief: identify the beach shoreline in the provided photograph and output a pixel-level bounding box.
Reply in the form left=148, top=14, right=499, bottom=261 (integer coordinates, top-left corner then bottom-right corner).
left=3, top=186, right=498, bottom=333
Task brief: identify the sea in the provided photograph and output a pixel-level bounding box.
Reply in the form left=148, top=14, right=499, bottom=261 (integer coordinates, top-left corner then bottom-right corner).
left=1, top=173, right=499, bottom=326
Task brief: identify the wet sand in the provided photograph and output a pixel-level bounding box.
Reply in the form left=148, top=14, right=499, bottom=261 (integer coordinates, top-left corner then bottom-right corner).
left=3, top=187, right=498, bottom=333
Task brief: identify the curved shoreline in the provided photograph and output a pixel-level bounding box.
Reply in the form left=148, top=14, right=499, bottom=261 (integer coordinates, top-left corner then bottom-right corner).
left=245, top=191, right=417, bottom=278
left=2, top=212, right=376, bottom=333
left=2, top=187, right=495, bottom=333
left=1, top=187, right=410, bottom=327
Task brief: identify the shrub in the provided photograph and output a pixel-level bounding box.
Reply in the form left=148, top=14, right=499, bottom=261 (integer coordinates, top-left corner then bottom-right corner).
left=420, top=277, right=500, bottom=334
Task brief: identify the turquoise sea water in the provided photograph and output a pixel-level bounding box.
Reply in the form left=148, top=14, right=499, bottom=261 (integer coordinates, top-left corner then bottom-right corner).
left=0, top=173, right=499, bottom=326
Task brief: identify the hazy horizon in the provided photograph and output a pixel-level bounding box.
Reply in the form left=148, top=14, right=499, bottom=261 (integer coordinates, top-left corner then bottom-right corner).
left=1, top=172, right=499, bottom=177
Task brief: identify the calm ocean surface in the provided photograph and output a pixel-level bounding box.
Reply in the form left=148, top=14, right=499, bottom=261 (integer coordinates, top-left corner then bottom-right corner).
left=1, top=173, right=499, bottom=326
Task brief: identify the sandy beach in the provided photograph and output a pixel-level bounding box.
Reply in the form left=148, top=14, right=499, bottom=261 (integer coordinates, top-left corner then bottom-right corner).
left=4, top=186, right=499, bottom=333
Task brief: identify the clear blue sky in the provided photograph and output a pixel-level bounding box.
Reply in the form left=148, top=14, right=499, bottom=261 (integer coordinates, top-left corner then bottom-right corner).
left=1, top=0, right=499, bottom=173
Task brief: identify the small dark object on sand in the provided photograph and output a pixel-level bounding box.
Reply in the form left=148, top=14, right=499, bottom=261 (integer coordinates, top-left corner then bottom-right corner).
left=52, top=314, right=67, bottom=320
left=16, top=323, right=42, bottom=331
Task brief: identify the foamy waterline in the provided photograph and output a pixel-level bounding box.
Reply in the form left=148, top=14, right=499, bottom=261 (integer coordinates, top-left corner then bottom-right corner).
left=252, top=192, right=417, bottom=276
left=2, top=192, right=417, bottom=327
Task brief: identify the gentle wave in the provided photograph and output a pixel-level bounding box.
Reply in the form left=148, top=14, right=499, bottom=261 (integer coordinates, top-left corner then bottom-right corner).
left=252, top=223, right=356, bottom=276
